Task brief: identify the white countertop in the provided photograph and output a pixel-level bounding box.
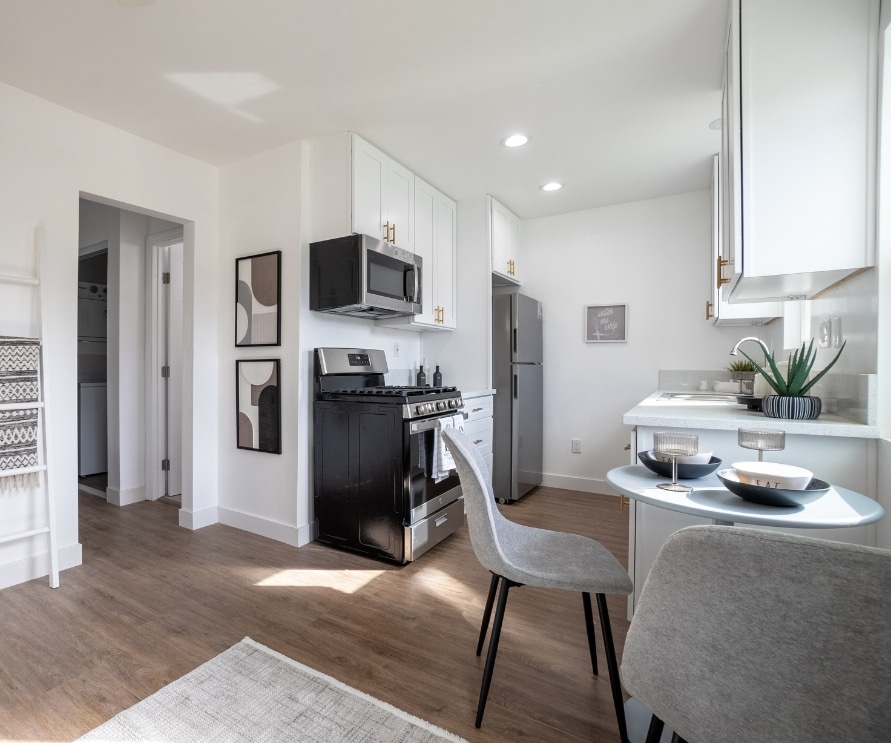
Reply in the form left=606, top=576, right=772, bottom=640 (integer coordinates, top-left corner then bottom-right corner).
left=623, top=391, right=880, bottom=439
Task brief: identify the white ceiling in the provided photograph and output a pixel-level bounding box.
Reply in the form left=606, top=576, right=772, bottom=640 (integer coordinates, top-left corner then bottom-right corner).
left=0, top=0, right=727, bottom=219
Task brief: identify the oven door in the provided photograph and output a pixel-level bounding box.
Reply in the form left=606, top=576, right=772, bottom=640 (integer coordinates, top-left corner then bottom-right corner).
left=406, top=416, right=462, bottom=524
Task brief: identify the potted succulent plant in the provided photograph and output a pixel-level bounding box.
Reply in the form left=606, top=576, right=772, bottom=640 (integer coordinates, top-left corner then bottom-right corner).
left=725, top=359, right=757, bottom=395
left=732, top=338, right=846, bottom=420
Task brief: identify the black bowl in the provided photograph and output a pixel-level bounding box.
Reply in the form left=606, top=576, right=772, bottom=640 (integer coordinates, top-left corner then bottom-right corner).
left=736, top=395, right=763, bottom=411
left=716, top=469, right=830, bottom=507
left=638, top=450, right=722, bottom=479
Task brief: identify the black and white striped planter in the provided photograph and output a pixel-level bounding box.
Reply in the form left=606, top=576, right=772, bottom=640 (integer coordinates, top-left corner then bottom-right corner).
left=761, top=395, right=822, bottom=420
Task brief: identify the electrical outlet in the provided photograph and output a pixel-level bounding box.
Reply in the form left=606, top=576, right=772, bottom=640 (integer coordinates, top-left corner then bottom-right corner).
left=571, top=439, right=581, bottom=454
left=830, top=317, right=842, bottom=348
left=819, top=319, right=830, bottom=348
left=393, top=340, right=400, bottom=358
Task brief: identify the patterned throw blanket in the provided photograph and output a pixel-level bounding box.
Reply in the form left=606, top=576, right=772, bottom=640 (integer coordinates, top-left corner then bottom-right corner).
left=0, top=336, right=40, bottom=491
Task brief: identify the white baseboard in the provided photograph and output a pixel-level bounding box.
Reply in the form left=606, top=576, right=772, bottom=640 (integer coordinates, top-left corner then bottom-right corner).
left=218, top=506, right=311, bottom=547
left=540, top=473, right=617, bottom=496
left=106, top=485, right=145, bottom=506
left=179, top=505, right=218, bottom=530
left=0, top=542, right=82, bottom=590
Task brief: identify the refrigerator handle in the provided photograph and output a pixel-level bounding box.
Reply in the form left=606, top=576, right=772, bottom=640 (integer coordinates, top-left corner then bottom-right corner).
left=513, top=373, right=518, bottom=399
left=513, top=328, right=517, bottom=354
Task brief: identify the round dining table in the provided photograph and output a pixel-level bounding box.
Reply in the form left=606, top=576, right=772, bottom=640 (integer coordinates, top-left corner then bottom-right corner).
left=607, top=464, right=884, bottom=743
left=606, top=465, right=884, bottom=528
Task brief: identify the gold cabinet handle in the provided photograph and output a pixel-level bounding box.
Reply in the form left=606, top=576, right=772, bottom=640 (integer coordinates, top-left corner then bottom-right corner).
left=383, top=221, right=390, bottom=241
left=390, top=223, right=396, bottom=243
left=473, top=439, right=483, bottom=445
left=472, top=407, right=483, bottom=413
left=624, top=444, right=631, bottom=451
left=619, top=495, right=630, bottom=511
left=706, top=300, right=714, bottom=320
left=716, top=255, right=730, bottom=288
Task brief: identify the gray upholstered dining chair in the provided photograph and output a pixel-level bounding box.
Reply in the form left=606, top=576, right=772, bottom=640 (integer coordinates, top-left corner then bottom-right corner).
left=621, top=525, right=891, bottom=743
left=442, top=427, right=633, bottom=742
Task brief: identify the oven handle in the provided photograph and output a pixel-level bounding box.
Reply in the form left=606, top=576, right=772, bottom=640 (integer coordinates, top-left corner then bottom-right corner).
left=409, top=411, right=468, bottom=435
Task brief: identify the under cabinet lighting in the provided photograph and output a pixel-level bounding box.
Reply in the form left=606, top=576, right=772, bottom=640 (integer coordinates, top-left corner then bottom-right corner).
left=540, top=182, right=563, bottom=192
left=501, top=134, right=529, bottom=148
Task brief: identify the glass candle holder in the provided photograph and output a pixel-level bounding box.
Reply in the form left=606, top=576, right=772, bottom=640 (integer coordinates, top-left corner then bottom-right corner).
left=653, top=431, right=698, bottom=492
left=737, top=428, right=785, bottom=462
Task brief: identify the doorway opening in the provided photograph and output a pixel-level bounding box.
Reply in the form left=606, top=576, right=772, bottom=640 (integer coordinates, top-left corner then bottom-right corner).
left=76, top=197, right=185, bottom=511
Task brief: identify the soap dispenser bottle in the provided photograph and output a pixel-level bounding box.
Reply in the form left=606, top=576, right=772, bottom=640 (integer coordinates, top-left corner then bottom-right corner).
left=432, top=363, right=442, bottom=387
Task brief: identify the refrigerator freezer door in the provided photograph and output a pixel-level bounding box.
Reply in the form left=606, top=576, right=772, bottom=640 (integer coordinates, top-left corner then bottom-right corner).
left=513, top=293, right=543, bottom=364
left=514, top=362, right=543, bottom=498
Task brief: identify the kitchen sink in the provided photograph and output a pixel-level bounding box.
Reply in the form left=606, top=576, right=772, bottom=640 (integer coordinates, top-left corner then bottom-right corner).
left=659, top=393, right=740, bottom=402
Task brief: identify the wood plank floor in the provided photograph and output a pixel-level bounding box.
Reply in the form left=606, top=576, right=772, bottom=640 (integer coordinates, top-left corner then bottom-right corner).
left=0, top=486, right=631, bottom=742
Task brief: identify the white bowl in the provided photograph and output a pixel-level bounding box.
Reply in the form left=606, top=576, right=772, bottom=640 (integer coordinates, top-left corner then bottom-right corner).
left=654, top=450, right=714, bottom=465
left=732, top=461, right=813, bottom=490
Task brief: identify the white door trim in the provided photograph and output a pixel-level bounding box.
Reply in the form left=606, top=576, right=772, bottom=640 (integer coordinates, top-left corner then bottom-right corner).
left=145, top=228, right=183, bottom=501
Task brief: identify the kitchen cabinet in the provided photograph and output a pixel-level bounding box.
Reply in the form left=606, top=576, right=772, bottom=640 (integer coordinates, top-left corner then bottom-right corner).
left=491, top=198, right=521, bottom=285
left=463, top=391, right=494, bottom=480
left=378, top=177, right=456, bottom=331
left=627, top=424, right=877, bottom=615
left=707, top=154, right=781, bottom=326
left=721, top=0, right=878, bottom=302
left=310, top=132, right=414, bottom=251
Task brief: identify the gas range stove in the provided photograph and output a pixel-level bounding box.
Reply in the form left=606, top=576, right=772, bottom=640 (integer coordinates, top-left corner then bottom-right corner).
left=314, top=348, right=464, bottom=420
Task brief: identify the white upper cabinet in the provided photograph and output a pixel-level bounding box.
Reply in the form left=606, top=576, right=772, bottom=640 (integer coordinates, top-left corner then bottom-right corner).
left=378, top=177, right=457, bottom=332
left=709, top=155, right=782, bottom=326
left=491, top=198, right=521, bottom=285
left=311, top=132, right=414, bottom=251
left=722, top=0, right=878, bottom=302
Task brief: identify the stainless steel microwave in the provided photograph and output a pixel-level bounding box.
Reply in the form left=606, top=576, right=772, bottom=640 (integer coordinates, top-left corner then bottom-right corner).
left=310, top=234, right=422, bottom=318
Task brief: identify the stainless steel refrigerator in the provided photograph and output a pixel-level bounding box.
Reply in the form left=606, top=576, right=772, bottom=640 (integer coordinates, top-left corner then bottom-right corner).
left=492, top=292, right=543, bottom=503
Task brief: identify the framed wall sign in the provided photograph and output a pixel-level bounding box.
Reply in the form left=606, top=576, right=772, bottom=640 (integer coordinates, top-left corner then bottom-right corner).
left=236, top=250, right=281, bottom=346
left=236, top=359, right=281, bottom=454
left=585, top=304, right=628, bottom=343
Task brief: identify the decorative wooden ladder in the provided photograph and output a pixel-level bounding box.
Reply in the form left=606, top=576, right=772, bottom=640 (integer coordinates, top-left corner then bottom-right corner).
left=0, top=226, right=59, bottom=587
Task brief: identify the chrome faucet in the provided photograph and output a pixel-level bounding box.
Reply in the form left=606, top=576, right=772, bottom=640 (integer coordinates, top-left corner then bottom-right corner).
left=730, top=336, right=771, bottom=359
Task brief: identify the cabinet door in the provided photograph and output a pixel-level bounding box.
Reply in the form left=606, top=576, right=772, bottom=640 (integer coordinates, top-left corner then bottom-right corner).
left=435, top=194, right=457, bottom=329
left=725, top=0, right=877, bottom=301
left=413, top=178, right=437, bottom=325
left=352, top=136, right=386, bottom=241
left=710, top=154, right=781, bottom=325
left=385, top=159, right=414, bottom=251
left=491, top=198, right=520, bottom=284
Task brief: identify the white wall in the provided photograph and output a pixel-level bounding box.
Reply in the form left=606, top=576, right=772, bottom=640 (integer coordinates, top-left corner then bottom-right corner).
left=217, top=141, right=423, bottom=549
left=0, top=82, right=219, bottom=587
left=521, top=190, right=769, bottom=492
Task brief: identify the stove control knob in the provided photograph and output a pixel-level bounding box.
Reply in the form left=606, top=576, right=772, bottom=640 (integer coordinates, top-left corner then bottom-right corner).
left=435, top=401, right=444, bottom=411
left=415, top=404, right=424, bottom=416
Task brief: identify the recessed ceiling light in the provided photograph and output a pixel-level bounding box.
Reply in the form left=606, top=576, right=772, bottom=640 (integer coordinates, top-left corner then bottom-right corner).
left=501, top=134, right=529, bottom=148
left=540, top=182, right=563, bottom=192
left=709, top=118, right=722, bottom=130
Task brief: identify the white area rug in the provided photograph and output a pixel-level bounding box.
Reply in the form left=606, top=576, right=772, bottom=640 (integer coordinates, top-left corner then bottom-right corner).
left=78, top=637, right=467, bottom=742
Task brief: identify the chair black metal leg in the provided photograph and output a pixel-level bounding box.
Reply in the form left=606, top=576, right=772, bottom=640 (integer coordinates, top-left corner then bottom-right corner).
left=596, top=593, right=630, bottom=743
left=645, top=714, right=665, bottom=743
left=477, top=573, right=500, bottom=656
left=476, top=577, right=516, bottom=728
left=582, top=592, right=599, bottom=676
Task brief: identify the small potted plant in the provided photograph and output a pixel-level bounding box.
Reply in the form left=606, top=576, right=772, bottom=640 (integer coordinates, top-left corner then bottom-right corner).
left=734, top=338, right=846, bottom=420
left=725, top=359, right=757, bottom=395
